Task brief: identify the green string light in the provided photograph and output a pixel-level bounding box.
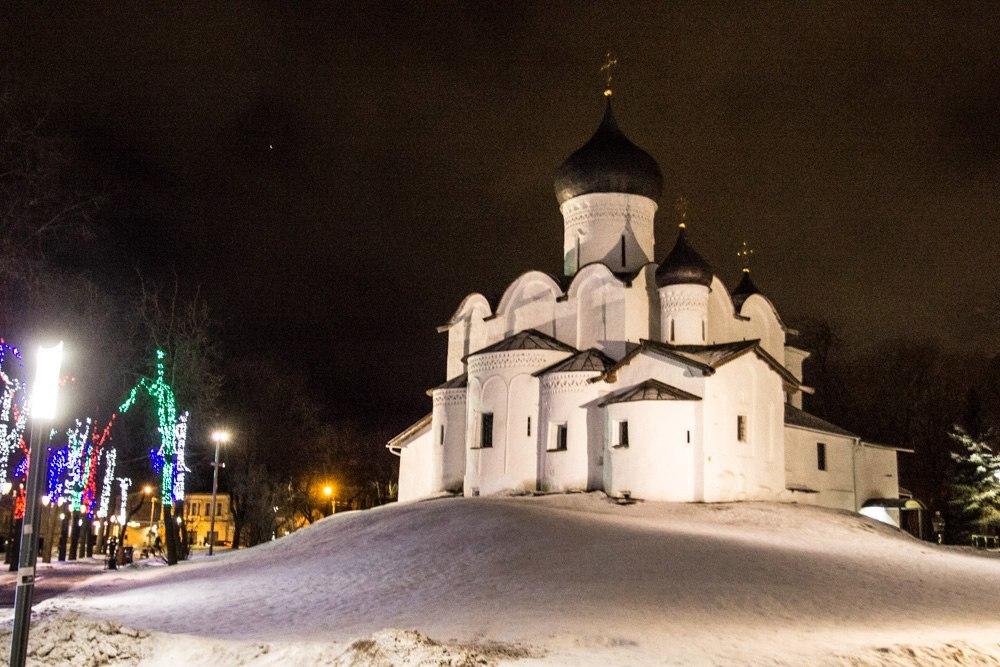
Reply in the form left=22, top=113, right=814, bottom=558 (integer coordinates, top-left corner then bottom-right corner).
left=120, top=349, right=178, bottom=505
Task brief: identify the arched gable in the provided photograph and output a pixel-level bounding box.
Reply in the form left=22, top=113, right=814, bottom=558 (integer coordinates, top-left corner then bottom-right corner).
left=494, top=271, right=563, bottom=337
left=445, top=293, right=492, bottom=328
left=737, top=295, right=785, bottom=360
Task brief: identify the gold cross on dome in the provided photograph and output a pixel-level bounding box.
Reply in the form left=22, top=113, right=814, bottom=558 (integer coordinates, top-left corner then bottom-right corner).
left=674, top=196, right=690, bottom=228
left=601, top=51, right=618, bottom=97
left=737, top=240, right=755, bottom=272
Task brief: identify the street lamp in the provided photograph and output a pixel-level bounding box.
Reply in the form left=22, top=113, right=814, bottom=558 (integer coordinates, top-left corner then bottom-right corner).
left=323, top=484, right=336, bottom=516
left=143, top=485, right=158, bottom=547
left=208, top=429, right=230, bottom=556
left=10, top=341, right=63, bottom=667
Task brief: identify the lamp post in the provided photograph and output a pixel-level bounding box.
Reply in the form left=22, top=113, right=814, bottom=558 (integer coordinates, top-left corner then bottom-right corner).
left=143, top=485, right=157, bottom=548
left=322, top=485, right=335, bottom=516
left=10, top=341, right=63, bottom=667
left=209, top=430, right=230, bottom=556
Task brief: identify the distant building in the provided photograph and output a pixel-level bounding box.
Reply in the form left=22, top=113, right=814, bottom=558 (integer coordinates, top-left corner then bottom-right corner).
left=388, top=91, right=916, bottom=527
left=182, top=492, right=234, bottom=547
left=119, top=492, right=234, bottom=548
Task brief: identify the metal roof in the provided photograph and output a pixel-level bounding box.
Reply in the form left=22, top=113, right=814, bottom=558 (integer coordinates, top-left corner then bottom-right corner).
left=598, top=379, right=701, bottom=406
left=554, top=98, right=663, bottom=205
left=463, top=329, right=577, bottom=361
left=784, top=404, right=857, bottom=438
left=533, top=348, right=616, bottom=376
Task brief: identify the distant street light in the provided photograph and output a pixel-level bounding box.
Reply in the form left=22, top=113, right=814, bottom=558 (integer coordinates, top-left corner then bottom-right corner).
left=323, top=484, right=336, bottom=516
left=208, top=430, right=230, bottom=556
left=10, top=341, right=63, bottom=667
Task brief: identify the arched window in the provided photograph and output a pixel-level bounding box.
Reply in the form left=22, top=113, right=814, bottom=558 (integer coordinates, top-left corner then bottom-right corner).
left=670, top=319, right=675, bottom=342
left=620, top=235, right=626, bottom=267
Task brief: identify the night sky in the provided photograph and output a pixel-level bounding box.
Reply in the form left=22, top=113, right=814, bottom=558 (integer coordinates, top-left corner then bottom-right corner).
left=5, top=4, right=1000, bottom=434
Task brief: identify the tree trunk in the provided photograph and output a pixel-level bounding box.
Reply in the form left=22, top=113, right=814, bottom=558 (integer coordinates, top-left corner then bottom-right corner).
left=231, top=517, right=242, bottom=550
left=7, top=519, right=21, bottom=572
left=68, top=510, right=80, bottom=560
left=57, top=513, right=69, bottom=561
left=163, top=504, right=178, bottom=565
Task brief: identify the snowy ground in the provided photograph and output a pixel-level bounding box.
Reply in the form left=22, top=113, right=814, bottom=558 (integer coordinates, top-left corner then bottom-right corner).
left=2, top=493, right=1000, bottom=665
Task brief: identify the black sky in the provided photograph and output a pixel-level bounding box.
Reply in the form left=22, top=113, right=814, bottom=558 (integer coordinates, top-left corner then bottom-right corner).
left=5, top=3, right=1000, bottom=434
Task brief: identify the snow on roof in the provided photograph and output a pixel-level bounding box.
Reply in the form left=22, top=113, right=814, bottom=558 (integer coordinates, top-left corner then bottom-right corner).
left=597, top=379, right=701, bottom=406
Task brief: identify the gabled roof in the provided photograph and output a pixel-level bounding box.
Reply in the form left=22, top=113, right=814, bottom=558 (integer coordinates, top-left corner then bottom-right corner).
left=533, top=348, right=616, bottom=376
left=784, top=404, right=857, bottom=438
left=594, top=339, right=799, bottom=389
left=426, top=373, right=468, bottom=396
left=598, top=379, right=701, bottom=406
left=386, top=413, right=433, bottom=451
left=462, top=329, right=576, bottom=361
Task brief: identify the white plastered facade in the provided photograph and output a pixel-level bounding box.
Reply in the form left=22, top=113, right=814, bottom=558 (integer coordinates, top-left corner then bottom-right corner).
left=390, top=115, right=906, bottom=517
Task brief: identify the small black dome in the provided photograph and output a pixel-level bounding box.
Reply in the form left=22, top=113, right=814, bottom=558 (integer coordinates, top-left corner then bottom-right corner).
left=655, top=227, right=714, bottom=287
left=554, top=99, right=663, bottom=205
left=731, top=269, right=761, bottom=310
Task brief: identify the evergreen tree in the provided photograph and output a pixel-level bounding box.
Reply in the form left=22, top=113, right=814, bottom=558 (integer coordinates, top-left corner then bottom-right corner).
left=946, top=427, right=1000, bottom=542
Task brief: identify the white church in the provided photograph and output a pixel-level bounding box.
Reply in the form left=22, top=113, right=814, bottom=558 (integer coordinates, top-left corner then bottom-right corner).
left=389, top=90, right=913, bottom=524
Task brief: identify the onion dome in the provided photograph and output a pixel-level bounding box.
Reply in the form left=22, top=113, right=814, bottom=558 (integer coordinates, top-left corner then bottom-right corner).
left=655, top=226, right=714, bottom=287
left=554, top=99, right=663, bottom=205
left=730, top=269, right=761, bottom=310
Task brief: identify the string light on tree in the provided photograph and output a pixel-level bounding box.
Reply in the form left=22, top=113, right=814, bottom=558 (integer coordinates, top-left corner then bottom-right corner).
left=65, top=418, right=92, bottom=512
left=98, top=448, right=117, bottom=518
left=117, top=477, right=132, bottom=523
left=120, top=349, right=177, bottom=505
left=173, top=411, right=190, bottom=502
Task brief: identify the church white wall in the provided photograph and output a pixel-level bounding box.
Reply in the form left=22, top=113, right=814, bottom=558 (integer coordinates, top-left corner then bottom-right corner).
left=856, top=446, right=901, bottom=507
left=603, top=349, right=708, bottom=398
left=700, top=355, right=785, bottom=502
left=431, top=388, right=468, bottom=494
left=603, top=400, right=700, bottom=501
left=704, top=278, right=785, bottom=362
left=784, top=427, right=856, bottom=511
left=444, top=294, right=491, bottom=379
left=465, top=348, right=571, bottom=496
left=538, top=372, right=605, bottom=492
left=659, top=283, right=709, bottom=345
left=783, top=346, right=810, bottom=408
left=560, top=192, right=656, bottom=275
left=397, top=427, right=436, bottom=502
left=570, top=265, right=629, bottom=358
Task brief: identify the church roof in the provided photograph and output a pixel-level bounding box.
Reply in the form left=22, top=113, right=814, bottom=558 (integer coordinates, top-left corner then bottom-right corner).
left=427, top=373, right=468, bottom=395
left=731, top=269, right=762, bottom=311
left=533, top=348, right=616, bottom=376
left=386, top=413, right=433, bottom=451
left=554, top=98, right=663, bottom=205
left=598, top=379, right=701, bottom=406
left=462, top=329, right=577, bottom=361
left=655, top=227, right=715, bottom=287
left=595, top=339, right=800, bottom=388
left=784, top=404, right=857, bottom=438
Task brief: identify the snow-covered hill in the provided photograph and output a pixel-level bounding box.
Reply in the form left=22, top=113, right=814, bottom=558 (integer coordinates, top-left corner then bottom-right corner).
left=8, top=494, right=1000, bottom=665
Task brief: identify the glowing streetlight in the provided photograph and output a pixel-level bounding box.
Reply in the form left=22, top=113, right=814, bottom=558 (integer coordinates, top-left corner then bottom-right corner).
left=11, top=342, right=64, bottom=667
left=208, top=429, right=230, bottom=556
left=323, top=484, right=336, bottom=516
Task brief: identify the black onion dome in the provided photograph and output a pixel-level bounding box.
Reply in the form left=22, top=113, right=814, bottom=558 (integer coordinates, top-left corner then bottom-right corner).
left=554, top=99, right=663, bottom=205
left=731, top=270, right=761, bottom=310
left=655, top=227, right=714, bottom=287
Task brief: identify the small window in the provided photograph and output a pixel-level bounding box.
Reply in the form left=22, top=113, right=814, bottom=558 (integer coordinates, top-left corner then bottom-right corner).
left=618, top=421, right=629, bottom=447
left=817, top=442, right=827, bottom=471
left=737, top=415, right=747, bottom=442
left=480, top=413, right=493, bottom=448
left=527, top=416, right=531, bottom=437
left=686, top=430, right=691, bottom=444
left=670, top=320, right=675, bottom=342
left=551, top=424, right=568, bottom=451
left=620, top=235, right=626, bottom=267
left=702, top=320, right=706, bottom=341
left=440, top=424, right=445, bottom=445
